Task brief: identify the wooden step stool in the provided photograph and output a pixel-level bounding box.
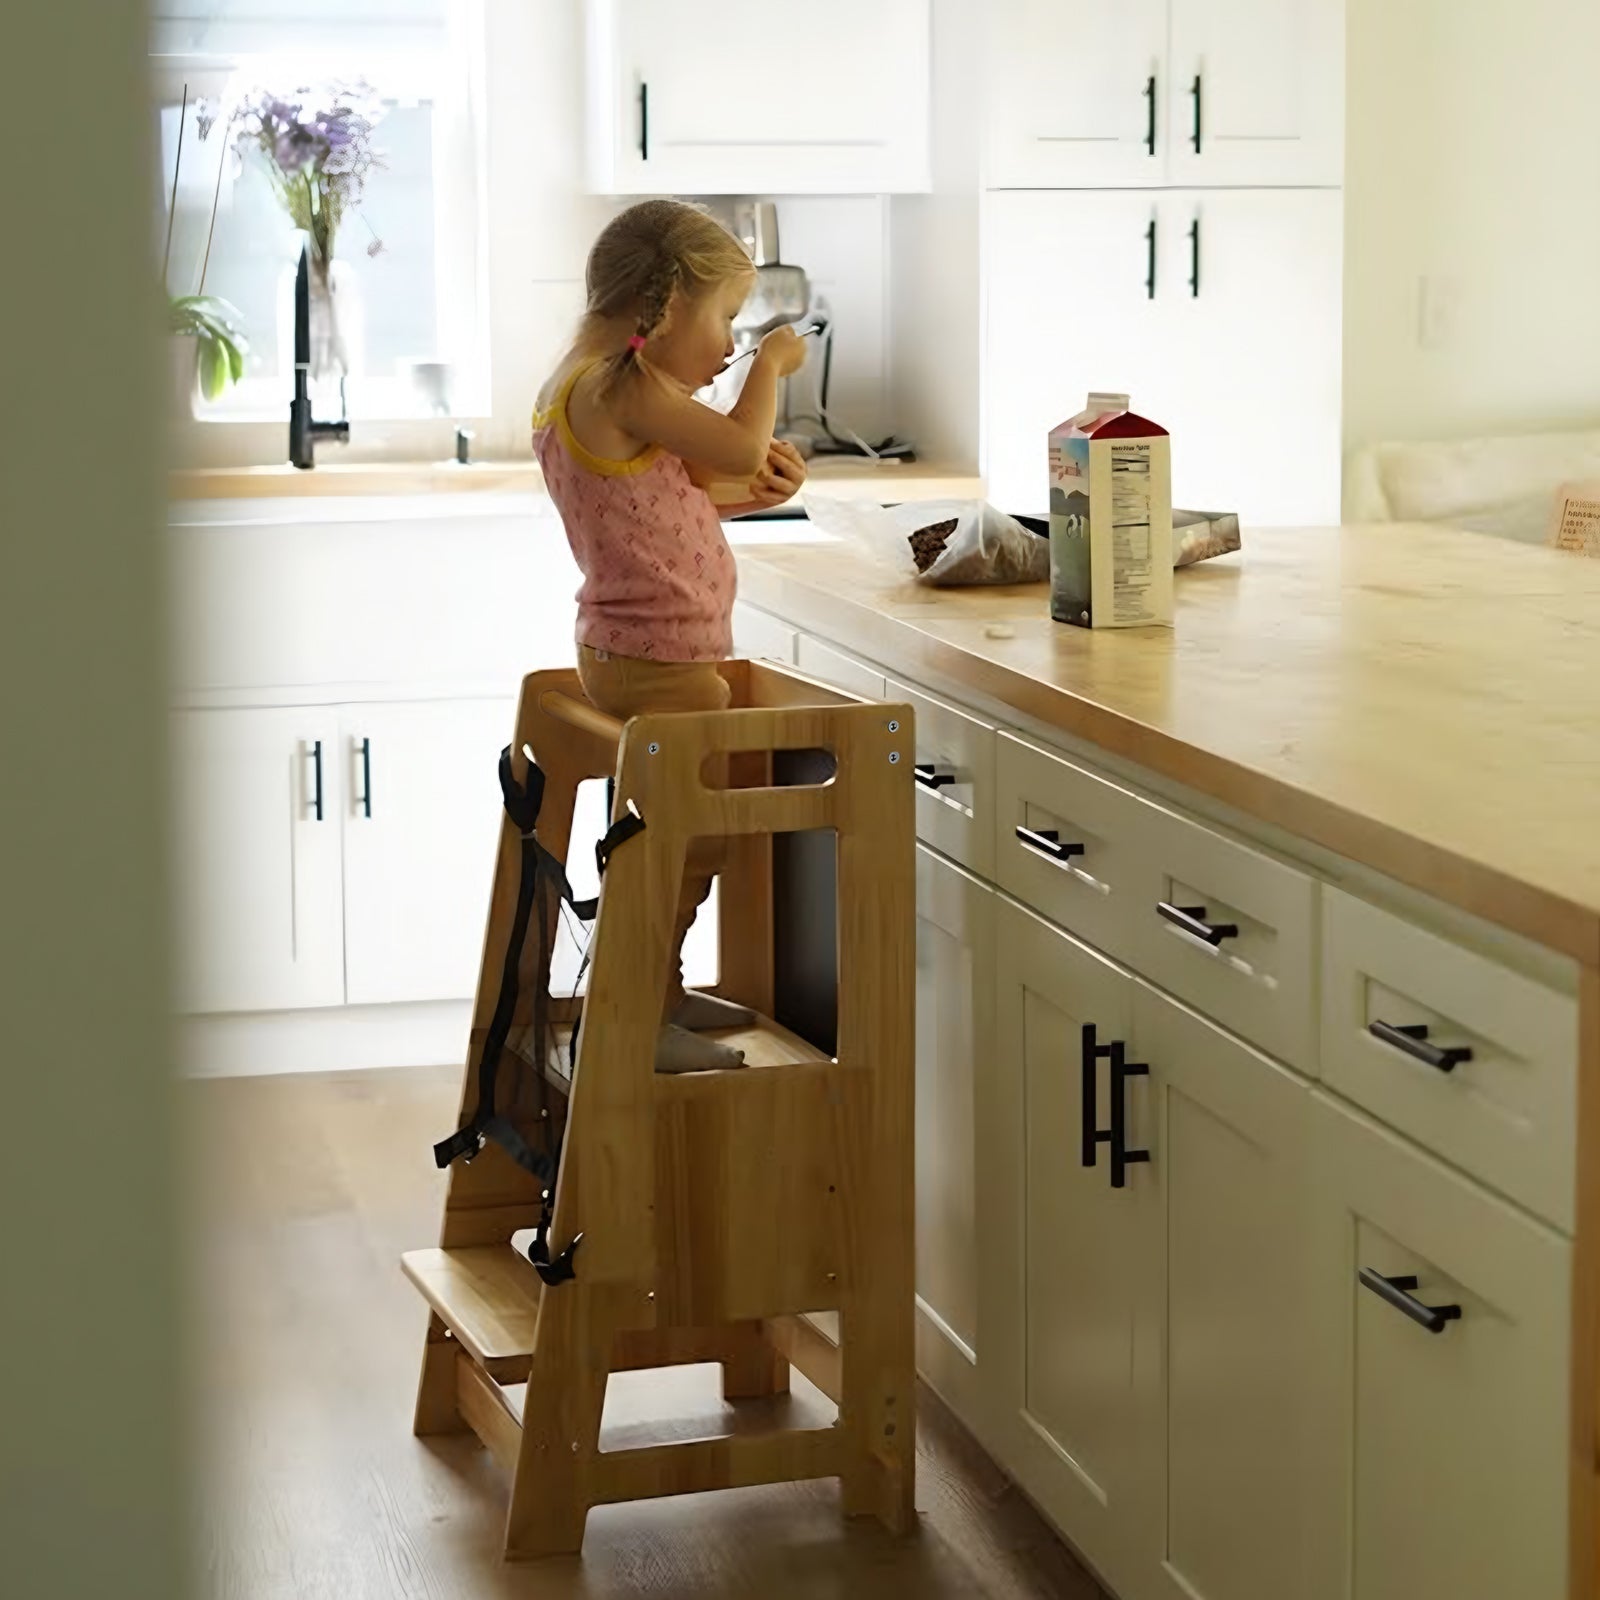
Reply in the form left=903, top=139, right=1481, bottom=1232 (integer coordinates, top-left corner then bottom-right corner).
left=401, top=658, right=917, bottom=1558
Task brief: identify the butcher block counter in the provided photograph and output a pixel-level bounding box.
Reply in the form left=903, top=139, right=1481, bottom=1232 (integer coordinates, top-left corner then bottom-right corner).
left=734, top=520, right=1600, bottom=1600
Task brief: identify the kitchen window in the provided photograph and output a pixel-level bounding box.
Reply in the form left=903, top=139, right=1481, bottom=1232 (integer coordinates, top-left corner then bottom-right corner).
left=153, top=0, right=488, bottom=422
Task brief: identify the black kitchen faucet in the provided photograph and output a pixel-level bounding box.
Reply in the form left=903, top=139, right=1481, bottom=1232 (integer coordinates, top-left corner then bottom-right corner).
left=288, top=238, right=350, bottom=469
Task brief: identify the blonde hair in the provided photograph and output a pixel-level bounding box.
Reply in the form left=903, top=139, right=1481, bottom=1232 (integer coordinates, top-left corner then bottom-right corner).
left=578, top=200, right=753, bottom=392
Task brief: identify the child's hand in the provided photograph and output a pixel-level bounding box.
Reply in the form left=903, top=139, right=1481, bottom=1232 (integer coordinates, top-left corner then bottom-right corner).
left=757, top=325, right=808, bottom=378
left=745, top=439, right=807, bottom=509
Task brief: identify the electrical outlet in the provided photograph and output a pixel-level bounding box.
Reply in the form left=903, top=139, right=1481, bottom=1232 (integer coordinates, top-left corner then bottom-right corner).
left=1417, top=275, right=1462, bottom=351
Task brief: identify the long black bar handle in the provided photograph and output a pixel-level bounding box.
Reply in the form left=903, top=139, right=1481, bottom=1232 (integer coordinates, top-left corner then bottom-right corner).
left=358, top=736, right=372, bottom=819
left=1358, top=1268, right=1463, bottom=1335
left=1143, top=74, right=1157, bottom=156
left=1190, top=72, right=1203, bottom=153
left=1158, top=901, right=1239, bottom=946
left=1081, top=1024, right=1114, bottom=1169
left=914, top=763, right=959, bottom=791
left=1016, top=825, right=1086, bottom=865
left=1369, top=1020, right=1473, bottom=1074
left=1145, top=217, right=1157, bottom=299
left=309, top=739, right=324, bottom=822
left=639, top=80, right=649, bottom=161
left=1109, top=1042, right=1150, bottom=1190
left=1188, top=216, right=1201, bottom=297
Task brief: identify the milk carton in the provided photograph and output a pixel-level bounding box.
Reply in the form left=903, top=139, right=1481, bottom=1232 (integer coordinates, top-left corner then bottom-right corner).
left=1048, top=392, right=1173, bottom=629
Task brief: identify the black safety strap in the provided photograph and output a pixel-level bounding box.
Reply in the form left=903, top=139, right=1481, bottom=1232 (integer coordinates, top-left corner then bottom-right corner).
left=432, top=744, right=645, bottom=1282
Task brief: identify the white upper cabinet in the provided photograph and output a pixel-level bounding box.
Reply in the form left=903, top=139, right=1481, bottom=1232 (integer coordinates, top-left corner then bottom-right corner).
left=1166, top=0, right=1344, bottom=188
left=984, top=0, right=1169, bottom=188
left=984, top=0, right=1344, bottom=189
left=585, top=0, right=931, bottom=195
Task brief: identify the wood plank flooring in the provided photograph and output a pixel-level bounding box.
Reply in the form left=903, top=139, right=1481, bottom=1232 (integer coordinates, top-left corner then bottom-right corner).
left=186, top=1064, right=1106, bottom=1600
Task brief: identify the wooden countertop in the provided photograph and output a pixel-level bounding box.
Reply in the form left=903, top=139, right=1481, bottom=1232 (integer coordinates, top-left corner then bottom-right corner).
left=738, top=524, right=1600, bottom=964
left=167, top=458, right=983, bottom=503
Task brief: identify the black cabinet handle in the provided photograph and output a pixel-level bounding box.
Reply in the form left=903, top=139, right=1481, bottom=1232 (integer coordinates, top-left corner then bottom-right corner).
left=1143, top=74, right=1157, bottom=156
left=1081, top=1024, right=1114, bottom=1169
left=1358, top=1268, right=1462, bottom=1335
left=1109, top=1042, right=1150, bottom=1189
left=639, top=80, right=650, bottom=160
left=358, top=736, right=372, bottom=818
left=1144, top=217, right=1157, bottom=299
left=914, top=763, right=958, bottom=791
left=1188, top=216, right=1201, bottom=297
left=1157, top=901, right=1238, bottom=946
left=1369, top=1020, right=1473, bottom=1074
left=1190, top=72, right=1203, bottom=153
left=309, top=739, right=324, bottom=822
left=1016, top=825, right=1086, bottom=865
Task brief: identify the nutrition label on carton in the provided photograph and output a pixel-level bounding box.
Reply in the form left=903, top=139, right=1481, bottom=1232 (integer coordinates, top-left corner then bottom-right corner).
left=1110, top=443, right=1157, bottom=624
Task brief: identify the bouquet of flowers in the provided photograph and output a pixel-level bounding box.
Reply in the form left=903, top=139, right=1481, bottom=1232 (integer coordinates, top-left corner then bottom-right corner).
left=233, top=81, right=387, bottom=266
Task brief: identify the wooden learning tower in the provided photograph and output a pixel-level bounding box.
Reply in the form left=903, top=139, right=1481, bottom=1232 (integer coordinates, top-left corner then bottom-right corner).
left=401, top=657, right=917, bottom=1557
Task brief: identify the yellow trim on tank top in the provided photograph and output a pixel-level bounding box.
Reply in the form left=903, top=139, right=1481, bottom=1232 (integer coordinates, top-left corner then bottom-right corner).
left=531, top=358, right=662, bottom=478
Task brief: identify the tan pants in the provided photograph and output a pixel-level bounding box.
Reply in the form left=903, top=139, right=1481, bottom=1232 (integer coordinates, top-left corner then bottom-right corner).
left=577, top=645, right=730, bottom=1018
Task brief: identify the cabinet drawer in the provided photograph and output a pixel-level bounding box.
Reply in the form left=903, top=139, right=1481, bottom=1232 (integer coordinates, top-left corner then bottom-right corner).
left=795, top=635, right=886, bottom=701
left=994, top=732, right=1149, bottom=962
left=1320, top=888, right=1578, bottom=1231
left=1130, top=800, right=1318, bottom=1072
left=731, top=602, right=796, bottom=665
left=1308, top=1092, right=1570, bottom=1600
left=890, top=679, right=995, bottom=877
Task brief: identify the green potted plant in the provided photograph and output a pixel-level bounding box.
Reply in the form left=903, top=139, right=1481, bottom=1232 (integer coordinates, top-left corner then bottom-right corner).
left=163, top=85, right=249, bottom=414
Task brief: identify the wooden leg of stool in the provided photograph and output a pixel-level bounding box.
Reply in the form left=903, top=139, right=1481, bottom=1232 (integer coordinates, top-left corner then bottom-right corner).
left=414, top=1314, right=469, bottom=1437
left=505, top=1293, right=611, bottom=1560
left=720, top=1322, right=792, bottom=1401
left=838, top=1310, right=917, bottom=1535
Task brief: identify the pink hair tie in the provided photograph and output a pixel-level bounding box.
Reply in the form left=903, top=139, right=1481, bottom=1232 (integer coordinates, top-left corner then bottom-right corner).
left=627, top=334, right=647, bottom=351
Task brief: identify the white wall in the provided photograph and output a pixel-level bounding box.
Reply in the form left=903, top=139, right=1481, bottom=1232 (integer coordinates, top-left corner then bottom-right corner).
left=172, top=0, right=891, bottom=467
left=1343, top=0, right=1600, bottom=457
left=888, top=0, right=981, bottom=471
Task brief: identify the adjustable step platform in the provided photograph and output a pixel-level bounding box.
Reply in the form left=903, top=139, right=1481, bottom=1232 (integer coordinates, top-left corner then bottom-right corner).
left=403, top=659, right=916, bottom=1559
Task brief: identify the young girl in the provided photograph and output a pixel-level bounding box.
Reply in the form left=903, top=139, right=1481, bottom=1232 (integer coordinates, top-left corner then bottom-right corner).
left=533, top=199, right=809, bottom=1074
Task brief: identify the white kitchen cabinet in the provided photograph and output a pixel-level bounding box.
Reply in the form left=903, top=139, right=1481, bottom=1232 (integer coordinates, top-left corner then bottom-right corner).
left=1305, top=1091, right=1571, bottom=1600
left=984, top=0, right=1169, bottom=189
left=1165, top=0, right=1343, bottom=188
left=983, top=0, right=1342, bottom=189
left=171, top=707, right=345, bottom=1015
left=584, top=0, right=930, bottom=195
left=991, top=895, right=1144, bottom=1591
left=913, top=847, right=991, bottom=1430
left=1130, top=982, right=1316, bottom=1600
left=983, top=189, right=1343, bottom=526
left=341, top=699, right=516, bottom=1007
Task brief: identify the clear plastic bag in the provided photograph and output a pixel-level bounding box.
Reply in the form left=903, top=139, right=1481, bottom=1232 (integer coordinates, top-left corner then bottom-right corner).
left=802, top=495, right=1051, bottom=587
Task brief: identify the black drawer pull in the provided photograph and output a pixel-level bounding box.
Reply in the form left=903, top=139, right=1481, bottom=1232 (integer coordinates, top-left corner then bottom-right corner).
left=1144, top=216, right=1157, bottom=300
left=1369, top=1020, right=1472, bottom=1073
left=1190, top=71, right=1203, bottom=153
left=1016, top=825, right=1086, bottom=864
left=639, top=80, right=650, bottom=160
left=1080, top=1024, right=1114, bottom=1169
left=1359, top=1268, right=1462, bottom=1334
left=1157, top=901, right=1238, bottom=945
left=1109, top=1042, right=1149, bottom=1190
left=1143, top=73, right=1157, bottom=156
left=309, top=739, right=324, bottom=822
left=914, top=763, right=958, bottom=791
left=358, top=736, right=372, bottom=818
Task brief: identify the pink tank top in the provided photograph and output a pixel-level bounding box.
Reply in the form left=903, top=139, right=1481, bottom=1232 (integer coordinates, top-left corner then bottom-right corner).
left=533, top=360, right=737, bottom=663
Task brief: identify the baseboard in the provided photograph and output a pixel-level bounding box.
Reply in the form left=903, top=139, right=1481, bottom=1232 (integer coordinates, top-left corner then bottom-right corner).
left=179, top=1000, right=473, bottom=1078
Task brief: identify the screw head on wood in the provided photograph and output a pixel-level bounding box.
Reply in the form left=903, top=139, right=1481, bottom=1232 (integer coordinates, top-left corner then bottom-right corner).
left=648, top=741, right=660, bottom=754
left=889, top=751, right=900, bottom=764
left=887, top=719, right=900, bottom=733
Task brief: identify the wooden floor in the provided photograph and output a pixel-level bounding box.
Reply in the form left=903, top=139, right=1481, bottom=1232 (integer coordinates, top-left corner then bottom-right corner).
left=187, top=1064, right=1106, bottom=1600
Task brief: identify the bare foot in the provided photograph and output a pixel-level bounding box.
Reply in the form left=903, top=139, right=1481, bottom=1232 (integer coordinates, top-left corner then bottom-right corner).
left=654, top=1024, right=747, bottom=1074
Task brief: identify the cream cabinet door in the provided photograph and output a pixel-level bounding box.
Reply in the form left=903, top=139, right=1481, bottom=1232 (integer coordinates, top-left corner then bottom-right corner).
left=992, top=895, right=1145, bottom=1592
left=171, top=707, right=345, bottom=1016
left=914, top=847, right=992, bottom=1432
left=1306, top=1091, right=1571, bottom=1600
left=1130, top=981, right=1318, bottom=1600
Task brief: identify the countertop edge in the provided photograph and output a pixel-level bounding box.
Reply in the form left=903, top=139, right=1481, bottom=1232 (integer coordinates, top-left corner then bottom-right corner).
left=737, top=554, right=1600, bottom=968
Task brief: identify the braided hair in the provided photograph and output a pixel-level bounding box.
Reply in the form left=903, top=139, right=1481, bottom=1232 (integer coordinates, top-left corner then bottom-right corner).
left=577, top=200, right=754, bottom=394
